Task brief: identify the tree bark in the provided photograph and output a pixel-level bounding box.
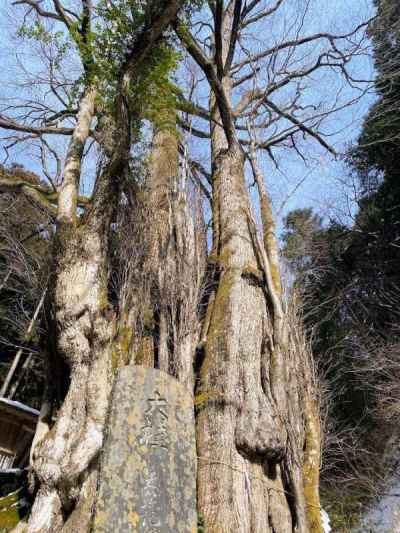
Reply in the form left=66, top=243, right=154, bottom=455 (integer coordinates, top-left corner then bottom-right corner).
left=131, top=110, right=206, bottom=390
left=28, top=142, right=117, bottom=533
left=197, top=107, right=292, bottom=532
left=191, top=6, right=323, bottom=530
left=197, top=106, right=323, bottom=533
left=23, top=4, right=192, bottom=531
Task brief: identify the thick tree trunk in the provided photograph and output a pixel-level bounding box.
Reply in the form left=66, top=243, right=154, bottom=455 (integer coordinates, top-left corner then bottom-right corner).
left=128, top=112, right=205, bottom=390
left=196, top=82, right=322, bottom=531
left=197, top=124, right=290, bottom=532
left=23, top=5, right=187, bottom=530
left=26, top=87, right=106, bottom=533
left=28, top=167, right=117, bottom=533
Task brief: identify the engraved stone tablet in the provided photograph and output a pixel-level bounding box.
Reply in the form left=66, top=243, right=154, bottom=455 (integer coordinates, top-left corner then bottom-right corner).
left=93, top=366, right=197, bottom=533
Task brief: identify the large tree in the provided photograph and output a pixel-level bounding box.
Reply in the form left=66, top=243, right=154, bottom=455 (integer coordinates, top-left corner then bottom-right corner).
left=172, top=2, right=369, bottom=531
left=0, top=2, right=190, bottom=531
left=0, top=1, right=370, bottom=532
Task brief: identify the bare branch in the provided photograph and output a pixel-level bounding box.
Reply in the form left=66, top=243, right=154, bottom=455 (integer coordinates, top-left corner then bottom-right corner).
left=214, top=0, right=225, bottom=78
left=224, top=0, right=242, bottom=74
left=241, top=0, right=285, bottom=28
left=232, top=21, right=370, bottom=73
left=51, top=0, right=73, bottom=28
left=174, top=20, right=238, bottom=146
left=0, top=115, right=76, bottom=136
left=264, top=97, right=337, bottom=155
left=13, top=0, right=63, bottom=22
left=177, top=116, right=211, bottom=138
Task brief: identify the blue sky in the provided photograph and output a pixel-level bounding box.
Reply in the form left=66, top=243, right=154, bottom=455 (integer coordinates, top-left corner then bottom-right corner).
left=0, top=0, right=376, bottom=235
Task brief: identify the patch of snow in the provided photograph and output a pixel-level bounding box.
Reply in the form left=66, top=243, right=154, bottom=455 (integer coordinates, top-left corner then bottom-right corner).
left=321, top=508, right=332, bottom=533
left=0, top=468, right=24, bottom=475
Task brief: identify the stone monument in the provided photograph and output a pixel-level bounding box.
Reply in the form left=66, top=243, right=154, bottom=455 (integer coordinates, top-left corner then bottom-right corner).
left=93, top=366, right=197, bottom=532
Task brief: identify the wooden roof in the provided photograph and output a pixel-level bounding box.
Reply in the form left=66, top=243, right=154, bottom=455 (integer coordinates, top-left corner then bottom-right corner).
left=0, top=398, right=39, bottom=428
left=0, top=398, right=39, bottom=469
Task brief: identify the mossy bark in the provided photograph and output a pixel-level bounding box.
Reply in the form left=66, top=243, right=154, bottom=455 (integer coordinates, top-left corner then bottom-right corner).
left=197, top=146, right=324, bottom=533
left=196, top=65, right=323, bottom=532
left=197, top=134, right=292, bottom=532
left=28, top=158, right=118, bottom=533
left=131, top=111, right=205, bottom=390
left=303, top=399, right=323, bottom=533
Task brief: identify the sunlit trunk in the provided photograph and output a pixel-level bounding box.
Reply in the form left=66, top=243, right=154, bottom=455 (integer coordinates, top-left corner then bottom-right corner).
left=132, top=112, right=205, bottom=390
left=28, top=121, right=118, bottom=532
left=196, top=38, right=323, bottom=533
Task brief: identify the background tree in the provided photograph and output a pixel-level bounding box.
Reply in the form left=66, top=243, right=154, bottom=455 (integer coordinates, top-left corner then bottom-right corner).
left=0, top=165, right=50, bottom=407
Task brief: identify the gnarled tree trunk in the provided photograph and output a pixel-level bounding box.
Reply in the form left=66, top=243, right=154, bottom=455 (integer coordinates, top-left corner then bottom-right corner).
left=197, top=105, right=322, bottom=533
left=120, top=110, right=205, bottom=389
left=28, top=90, right=119, bottom=533
left=197, top=104, right=291, bottom=531
left=25, top=3, right=186, bottom=530
left=191, top=10, right=323, bottom=527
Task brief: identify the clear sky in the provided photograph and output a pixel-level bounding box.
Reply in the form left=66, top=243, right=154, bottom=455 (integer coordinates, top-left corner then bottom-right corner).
left=0, top=0, right=375, bottom=235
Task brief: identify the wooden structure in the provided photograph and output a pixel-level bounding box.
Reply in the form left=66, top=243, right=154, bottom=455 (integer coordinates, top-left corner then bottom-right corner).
left=0, top=398, right=38, bottom=469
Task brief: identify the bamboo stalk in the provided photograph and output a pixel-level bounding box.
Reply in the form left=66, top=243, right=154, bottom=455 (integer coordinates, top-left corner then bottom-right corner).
left=0, top=288, right=46, bottom=398
left=8, top=352, right=34, bottom=400
left=0, top=269, right=11, bottom=293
